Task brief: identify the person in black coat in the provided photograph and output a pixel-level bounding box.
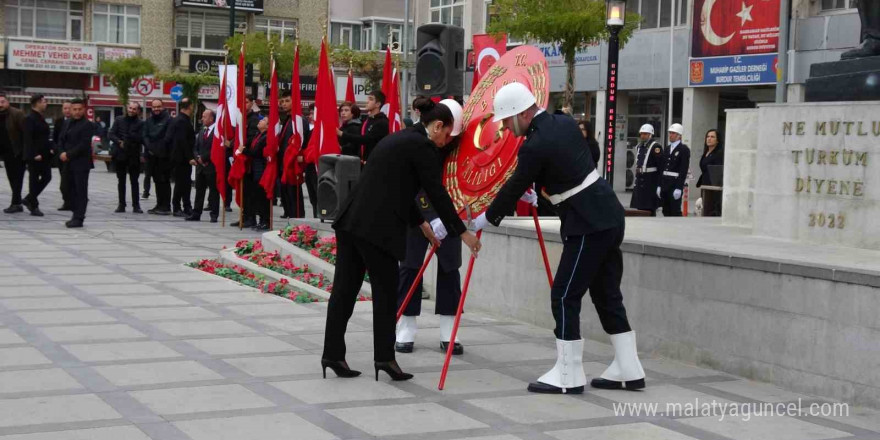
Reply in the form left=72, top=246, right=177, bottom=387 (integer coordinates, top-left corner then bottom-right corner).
left=109, top=102, right=145, bottom=213
left=188, top=109, right=220, bottom=223
left=21, top=95, right=52, bottom=217
left=144, top=100, right=172, bottom=215
left=578, top=120, right=601, bottom=166
left=167, top=99, right=196, bottom=217
left=338, top=101, right=362, bottom=157
left=337, top=90, right=389, bottom=164
left=53, top=101, right=72, bottom=210
left=278, top=91, right=311, bottom=219
left=630, top=124, right=663, bottom=216
left=244, top=95, right=261, bottom=147
left=322, top=102, right=481, bottom=382
left=237, top=115, right=269, bottom=230
left=472, top=83, right=645, bottom=395
left=658, top=123, right=690, bottom=217
left=0, top=92, right=26, bottom=214
left=696, top=128, right=724, bottom=216
left=58, top=99, right=95, bottom=228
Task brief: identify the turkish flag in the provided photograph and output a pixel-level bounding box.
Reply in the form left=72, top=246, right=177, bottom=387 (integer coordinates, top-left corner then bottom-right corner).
left=211, top=67, right=229, bottom=204
left=691, top=0, right=780, bottom=57
left=387, top=67, right=401, bottom=134
left=380, top=47, right=393, bottom=115
left=259, top=58, right=280, bottom=200
left=472, top=34, right=507, bottom=91
left=282, top=45, right=305, bottom=185
left=345, top=68, right=356, bottom=103
left=304, top=39, right=340, bottom=165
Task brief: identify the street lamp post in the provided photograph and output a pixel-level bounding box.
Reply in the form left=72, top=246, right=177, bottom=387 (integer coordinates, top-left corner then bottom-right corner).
left=604, top=0, right=626, bottom=189
left=229, top=0, right=236, bottom=36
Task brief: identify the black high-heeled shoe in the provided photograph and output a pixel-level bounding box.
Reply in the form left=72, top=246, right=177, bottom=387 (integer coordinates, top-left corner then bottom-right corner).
left=321, top=359, right=361, bottom=378
left=374, top=360, right=413, bottom=381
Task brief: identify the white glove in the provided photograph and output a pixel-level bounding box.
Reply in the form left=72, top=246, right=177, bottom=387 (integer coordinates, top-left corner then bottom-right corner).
left=520, top=188, right=538, bottom=207
left=472, top=212, right=489, bottom=232
left=430, top=218, right=447, bottom=241
left=656, top=187, right=661, bottom=198
left=673, top=189, right=682, bottom=200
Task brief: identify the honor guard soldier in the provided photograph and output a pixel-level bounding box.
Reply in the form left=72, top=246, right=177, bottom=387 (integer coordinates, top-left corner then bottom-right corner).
left=657, top=123, right=690, bottom=217
left=630, top=124, right=663, bottom=215
left=472, top=83, right=646, bottom=394
left=396, top=101, right=466, bottom=356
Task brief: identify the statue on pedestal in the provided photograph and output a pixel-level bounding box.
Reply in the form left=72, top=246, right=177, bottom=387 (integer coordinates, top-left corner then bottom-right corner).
left=842, top=0, right=880, bottom=59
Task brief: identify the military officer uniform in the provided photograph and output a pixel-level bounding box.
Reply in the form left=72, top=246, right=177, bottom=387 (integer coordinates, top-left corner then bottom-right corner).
left=658, top=128, right=690, bottom=217
left=473, top=82, right=645, bottom=395
left=630, top=129, right=663, bottom=215
left=395, top=190, right=464, bottom=355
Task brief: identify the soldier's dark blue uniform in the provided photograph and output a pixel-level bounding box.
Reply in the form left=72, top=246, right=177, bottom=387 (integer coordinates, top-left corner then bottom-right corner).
left=658, top=140, right=690, bottom=217
left=630, top=138, right=663, bottom=215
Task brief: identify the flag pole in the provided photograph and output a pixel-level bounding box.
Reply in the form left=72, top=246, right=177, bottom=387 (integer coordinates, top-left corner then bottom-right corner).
left=438, top=230, right=482, bottom=391
left=396, top=244, right=438, bottom=321
left=221, top=45, right=229, bottom=228
left=532, top=206, right=554, bottom=287
left=238, top=180, right=244, bottom=230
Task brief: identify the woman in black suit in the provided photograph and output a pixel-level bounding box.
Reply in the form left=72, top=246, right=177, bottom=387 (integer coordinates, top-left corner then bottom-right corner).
left=696, top=129, right=724, bottom=216
left=322, top=101, right=481, bottom=381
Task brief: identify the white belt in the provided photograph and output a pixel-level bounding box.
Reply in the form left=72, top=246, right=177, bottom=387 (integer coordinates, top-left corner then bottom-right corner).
left=663, top=171, right=680, bottom=177
left=545, top=169, right=600, bottom=205
left=640, top=167, right=657, bottom=173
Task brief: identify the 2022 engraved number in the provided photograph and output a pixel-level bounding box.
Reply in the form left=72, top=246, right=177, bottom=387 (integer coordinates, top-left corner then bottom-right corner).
left=808, top=212, right=845, bottom=229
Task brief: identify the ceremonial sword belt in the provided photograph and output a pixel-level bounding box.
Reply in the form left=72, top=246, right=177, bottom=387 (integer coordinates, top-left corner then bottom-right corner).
left=639, top=167, right=657, bottom=173
left=663, top=171, right=680, bottom=177
left=543, top=169, right=600, bottom=205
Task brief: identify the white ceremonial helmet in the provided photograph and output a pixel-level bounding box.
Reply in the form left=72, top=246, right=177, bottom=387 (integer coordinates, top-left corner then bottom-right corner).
left=639, top=124, right=655, bottom=135
left=439, top=98, right=464, bottom=136
left=668, top=123, right=684, bottom=135
left=492, top=82, right=537, bottom=123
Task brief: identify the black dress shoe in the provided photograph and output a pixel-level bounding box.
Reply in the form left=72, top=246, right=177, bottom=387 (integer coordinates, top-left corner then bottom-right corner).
left=280, top=214, right=290, bottom=219
left=321, top=359, right=361, bottom=378
left=172, top=211, right=187, bottom=218
left=374, top=360, right=413, bottom=381
left=225, top=206, right=233, bottom=212
left=4, top=204, right=23, bottom=214
left=132, top=207, right=143, bottom=214
left=30, top=207, right=44, bottom=217
left=148, top=208, right=171, bottom=216
left=141, top=192, right=150, bottom=199
left=440, top=341, right=464, bottom=355
left=395, top=342, right=414, bottom=353
left=210, top=217, right=218, bottom=223
left=590, top=377, right=645, bottom=391
left=57, top=204, right=72, bottom=211
left=185, top=215, right=201, bottom=222
left=252, top=223, right=270, bottom=231
left=65, top=219, right=84, bottom=228
left=527, top=381, right=585, bottom=394
left=114, top=205, right=125, bottom=213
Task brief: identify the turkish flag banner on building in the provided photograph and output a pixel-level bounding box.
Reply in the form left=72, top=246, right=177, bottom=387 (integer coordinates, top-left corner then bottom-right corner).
left=691, top=0, right=780, bottom=58
left=471, top=34, right=507, bottom=92
left=444, top=45, right=549, bottom=219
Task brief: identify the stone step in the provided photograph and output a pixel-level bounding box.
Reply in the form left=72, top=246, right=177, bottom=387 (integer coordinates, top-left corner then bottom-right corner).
left=805, top=70, right=880, bottom=102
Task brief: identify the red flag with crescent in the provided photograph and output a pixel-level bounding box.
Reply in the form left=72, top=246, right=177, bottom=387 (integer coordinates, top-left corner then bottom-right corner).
left=471, top=34, right=507, bottom=92
left=282, top=45, right=304, bottom=185
left=691, top=0, right=780, bottom=58
left=444, top=45, right=549, bottom=219
left=259, top=58, right=280, bottom=200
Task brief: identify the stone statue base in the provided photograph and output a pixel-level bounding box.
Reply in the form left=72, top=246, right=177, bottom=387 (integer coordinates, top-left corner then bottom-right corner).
left=805, top=56, right=880, bottom=102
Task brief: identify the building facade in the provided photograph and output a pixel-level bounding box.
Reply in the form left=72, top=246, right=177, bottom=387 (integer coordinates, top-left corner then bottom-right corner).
left=1, top=0, right=326, bottom=125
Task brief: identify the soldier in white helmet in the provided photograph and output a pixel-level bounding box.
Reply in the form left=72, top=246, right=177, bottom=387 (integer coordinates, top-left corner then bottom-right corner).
left=472, top=82, right=646, bottom=394
left=630, top=123, right=663, bottom=216
left=657, top=123, right=690, bottom=217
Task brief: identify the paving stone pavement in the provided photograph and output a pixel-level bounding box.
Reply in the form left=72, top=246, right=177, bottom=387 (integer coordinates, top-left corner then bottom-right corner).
left=1, top=170, right=879, bottom=440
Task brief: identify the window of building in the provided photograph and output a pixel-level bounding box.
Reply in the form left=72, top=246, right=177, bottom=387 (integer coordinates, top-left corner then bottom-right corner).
left=821, top=0, right=857, bottom=10
left=93, top=4, right=140, bottom=45
left=4, top=0, right=83, bottom=41
left=430, top=0, right=464, bottom=28
left=176, top=11, right=241, bottom=51
left=362, top=26, right=372, bottom=51
left=255, top=17, right=297, bottom=42
left=631, top=0, right=687, bottom=29
left=330, top=22, right=363, bottom=50
left=374, top=22, right=402, bottom=52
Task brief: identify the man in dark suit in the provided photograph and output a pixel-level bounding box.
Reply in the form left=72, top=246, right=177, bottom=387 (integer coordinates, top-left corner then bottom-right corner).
left=630, top=123, right=663, bottom=216
left=322, top=102, right=480, bottom=381
left=0, top=92, right=26, bottom=214
left=53, top=101, right=72, bottom=210
left=58, top=99, right=95, bottom=228
left=109, top=102, right=144, bottom=213
left=472, top=83, right=645, bottom=395
left=167, top=98, right=196, bottom=217
left=188, top=109, right=220, bottom=223
left=278, top=90, right=311, bottom=218
left=144, top=100, right=172, bottom=215
left=337, top=90, right=389, bottom=164
left=22, top=94, right=52, bottom=217
left=658, top=123, right=690, bottom=217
